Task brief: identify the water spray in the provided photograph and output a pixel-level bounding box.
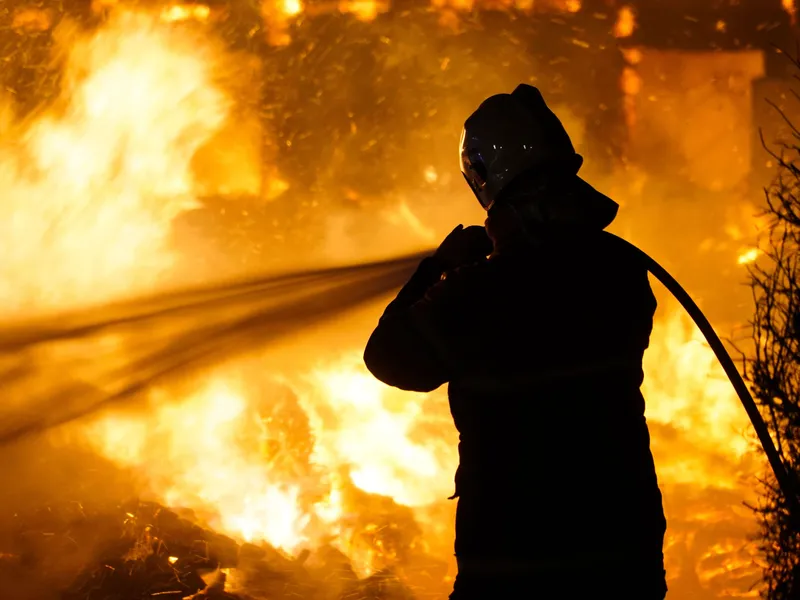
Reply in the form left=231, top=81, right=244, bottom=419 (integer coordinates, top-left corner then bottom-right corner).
left=0, top=236, right=796, bottom=524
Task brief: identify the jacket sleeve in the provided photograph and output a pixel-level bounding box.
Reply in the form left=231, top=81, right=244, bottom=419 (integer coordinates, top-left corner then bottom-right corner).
left=363, top=256, right=472, bottom=392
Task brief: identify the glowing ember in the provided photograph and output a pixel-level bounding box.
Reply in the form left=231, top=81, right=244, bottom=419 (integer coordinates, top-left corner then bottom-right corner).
left=160, top=3, right=212, bottom=22
left=423, top=165, right=439, bottom=183
left=614, top=5, right=636, bottom=38
left=621, top=66, right=642, bottom=96
left=737, top=248, right=760, bottom=265
left=339, top=0, right=382, bottom=21
left=282, top=0, right=303, bottom=16
left=431, top=0, right=475, bottom=14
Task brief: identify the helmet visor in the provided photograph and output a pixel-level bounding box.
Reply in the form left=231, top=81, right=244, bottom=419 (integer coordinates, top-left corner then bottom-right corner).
left=460, top=147, right=494, bottom=210
left=462, top=173, right=493, bottom=210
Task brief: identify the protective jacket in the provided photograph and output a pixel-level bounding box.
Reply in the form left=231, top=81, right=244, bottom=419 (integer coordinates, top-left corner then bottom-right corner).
left=364, top=230, right=667, bottom=582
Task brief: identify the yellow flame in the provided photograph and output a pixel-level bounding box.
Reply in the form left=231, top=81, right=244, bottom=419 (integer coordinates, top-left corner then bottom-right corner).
left=301, top=353, right=456, bottom=506
left=643, top=308, right=754, bottom=488
left=76, top=346, right=457, bottom=556
left=0, top=10, right=228, bottom=314
left=85, top=379, right=314, bottom=551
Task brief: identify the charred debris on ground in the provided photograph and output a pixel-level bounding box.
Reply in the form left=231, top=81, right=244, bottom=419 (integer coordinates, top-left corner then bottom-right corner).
left=0, top=499, right=441, bottom=599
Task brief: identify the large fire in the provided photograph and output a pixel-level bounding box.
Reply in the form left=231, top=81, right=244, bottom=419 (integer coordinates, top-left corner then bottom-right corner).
left=79, top=351, right=459, bottom=576
left=0, top=1, right=789, bottom=598
left=0, top=10, right=227, bottom=314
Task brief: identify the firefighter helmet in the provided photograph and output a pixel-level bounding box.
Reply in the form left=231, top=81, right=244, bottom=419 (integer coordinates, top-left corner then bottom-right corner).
left=459, top=84, right=618, bottom=229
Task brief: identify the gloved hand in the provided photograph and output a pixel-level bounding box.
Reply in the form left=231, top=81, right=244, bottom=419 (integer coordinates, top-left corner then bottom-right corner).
left=433, top=224, right=493, bottom=271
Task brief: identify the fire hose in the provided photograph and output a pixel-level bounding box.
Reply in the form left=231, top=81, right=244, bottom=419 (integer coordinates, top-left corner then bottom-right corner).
left=604, top=231, right=800, bottom=526
left=405, top=231, right=800, bottom=525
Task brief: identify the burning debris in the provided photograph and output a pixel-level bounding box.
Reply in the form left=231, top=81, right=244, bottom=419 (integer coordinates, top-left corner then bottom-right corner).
left=1, top=499, right=427, bottom=600
left=62, top=503, right=239, bottom=600
left=0, top=0, right=794, bottom=598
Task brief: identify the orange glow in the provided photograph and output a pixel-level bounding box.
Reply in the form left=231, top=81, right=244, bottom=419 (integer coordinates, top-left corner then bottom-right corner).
left=265, top=174, right=291, bottom=199
left=431, top=0, right=475, bottom=13
left=622, top=48, right=643, bottom=65
left=621, top=67, right=642, bottom=96
left=160, top=3, right=212, bottom=22
left=621, top=66, right=642, bottom=130
left=430, top=0, right=583, bottom=12
left=0, top=2, right=778, bottom=597
left=339, top=0, right=381, bottom=21
left=424, top=165, right=439, bottom=183
left=92, top=0, right=120, bottom=14
left=282, top=0, right=303, bottom=17
left=12, top=8, right=53, bottom=31
left=614, top=5, right=636, bottom=38
left=737, top=248, right=760, bottom=265
left=784, top=0, right=797, bottom=25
